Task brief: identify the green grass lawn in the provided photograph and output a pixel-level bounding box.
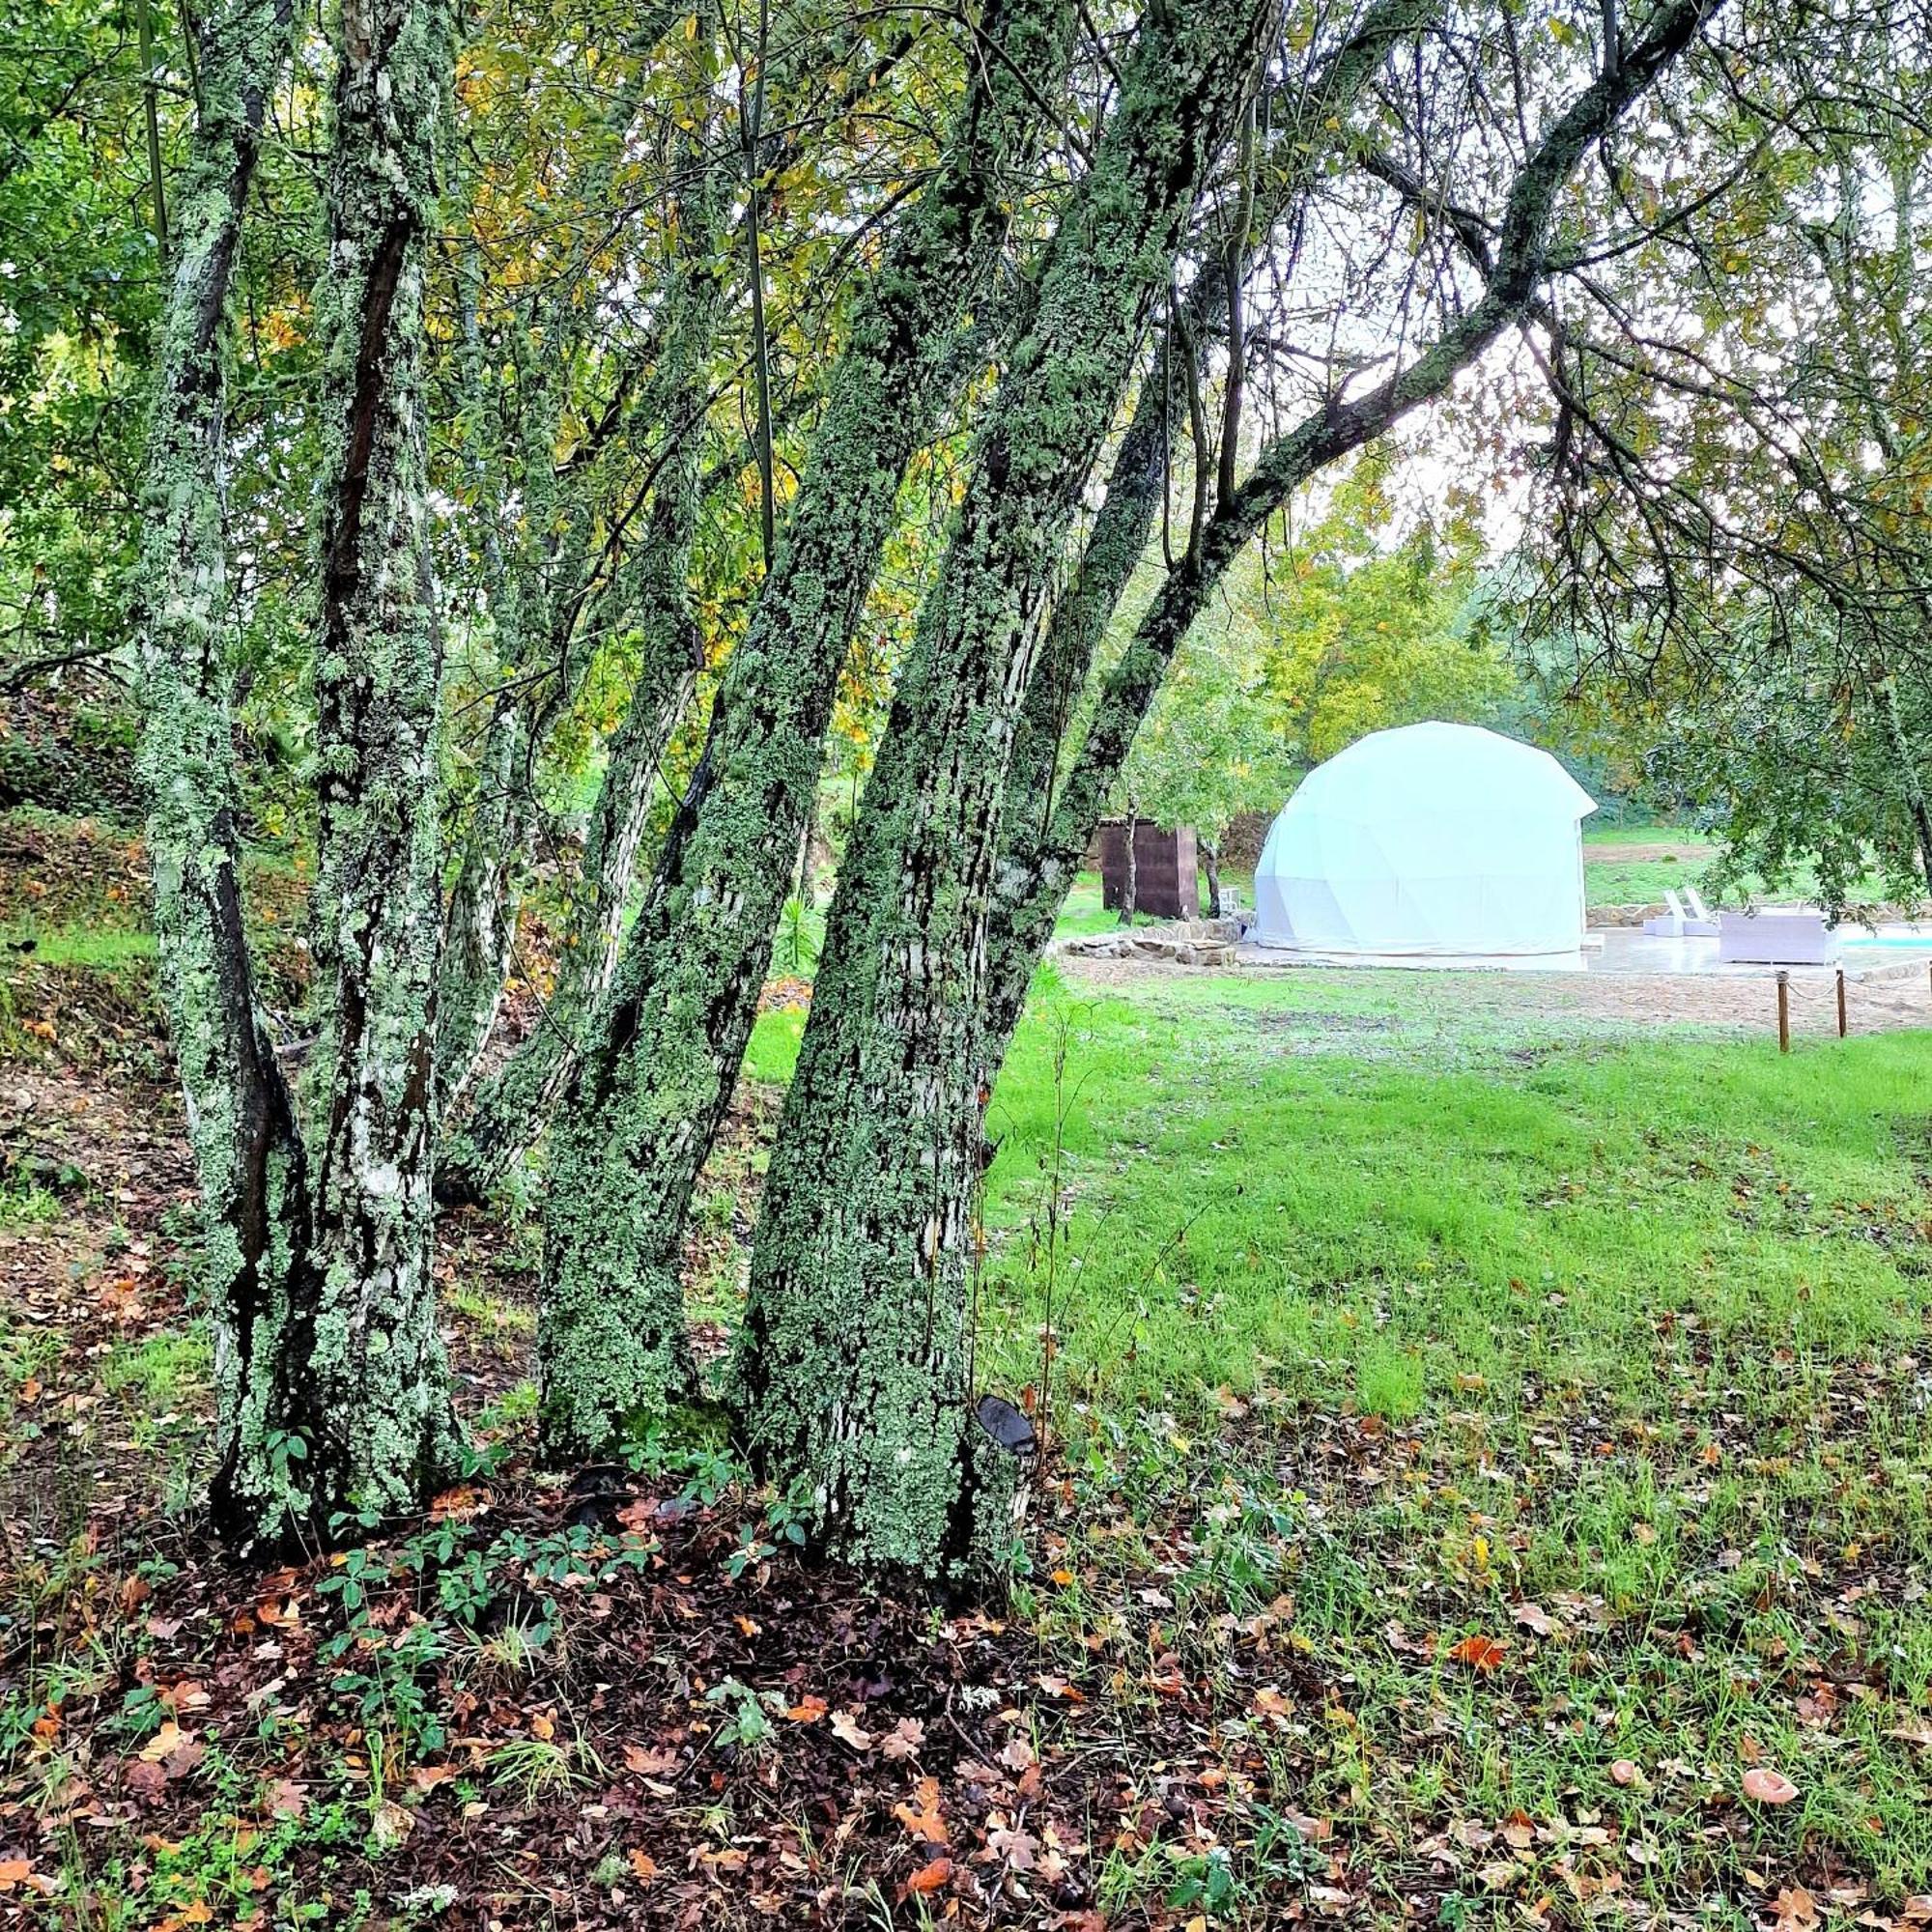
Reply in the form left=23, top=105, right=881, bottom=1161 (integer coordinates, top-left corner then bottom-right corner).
left=14, top=799, right=1932, bottom=1917
left=753, top=974, right=1932, bottom=1905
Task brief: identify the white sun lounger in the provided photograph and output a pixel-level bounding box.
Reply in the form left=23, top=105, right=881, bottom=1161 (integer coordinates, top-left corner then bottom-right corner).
left=1681, top=888, right=1719, bottom=937
left=1643, top=889, right=1690, bottom=937
left=1717, top=910, right=1836, bottom=965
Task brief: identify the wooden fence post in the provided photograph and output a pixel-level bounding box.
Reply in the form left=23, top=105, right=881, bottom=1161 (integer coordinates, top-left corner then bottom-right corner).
left=1776, top=970, right=1791, bottom=1053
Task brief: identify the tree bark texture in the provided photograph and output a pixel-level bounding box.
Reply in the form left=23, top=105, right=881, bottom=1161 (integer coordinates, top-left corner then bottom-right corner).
left=978, top=0, right=1723, bottom=1072
left=437, top=28, right=724, bottom=1200
left=132, top=0, right=307, bottom=1545
left=298, top=0, right=464, bottom=1525
left=732, top=0, right=1278, bottom=1576
left=533, top=0, right=1083, bottom=1459
left=981, top=0, right=1441, bottom=1053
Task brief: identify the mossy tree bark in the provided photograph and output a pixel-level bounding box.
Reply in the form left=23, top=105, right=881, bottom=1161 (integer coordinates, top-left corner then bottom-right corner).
left=533, top=0, right=1082, bottom=1459
left=431, top=1, right=715, bottom=1116
left=138, top=0, right=469, bottom=1541
left=982, top=0, right=1439, bottom=1051
left=132, top=0, right=307, bottom=1544
left=732, top=0, right=1278, bottom=1577
left=297, top=0, right=465, bottom=1526
left=435, top=14, right=724, bottom=1203
left=978, top=0, right=1723, bottom=1066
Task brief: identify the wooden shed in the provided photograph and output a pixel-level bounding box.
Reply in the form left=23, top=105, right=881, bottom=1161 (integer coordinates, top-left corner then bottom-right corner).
left=1098, top=819, right=1200, bottom=921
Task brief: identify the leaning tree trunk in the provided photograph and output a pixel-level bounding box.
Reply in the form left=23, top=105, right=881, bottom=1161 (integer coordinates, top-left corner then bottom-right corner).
left=732, top=0, right=1277, bottom=1577
left=1202, top=837, right=1222, bottom=917
left=434, top=689, right=532, bottom=1108
left=436, top=607, right=698, bottom=1200
left=298, top=0, right=464, bottom=1523
left=131, top=0, right=309, bottom=1545
left=533, top=0, right=1082, bottom=1459
left=980, top=0, right=1435, bottom=1049
left=977, top=0, right=1722, bottom=1071
left=435, top=16, right=724, bottom=1214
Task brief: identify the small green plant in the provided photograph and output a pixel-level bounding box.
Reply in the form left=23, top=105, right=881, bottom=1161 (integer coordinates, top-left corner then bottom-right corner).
left=704, top=1676, right=783, bottom=1755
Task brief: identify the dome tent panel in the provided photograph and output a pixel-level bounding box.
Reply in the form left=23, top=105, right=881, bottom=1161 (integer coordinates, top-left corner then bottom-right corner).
left=1250, top=723, right=1596, bottom=958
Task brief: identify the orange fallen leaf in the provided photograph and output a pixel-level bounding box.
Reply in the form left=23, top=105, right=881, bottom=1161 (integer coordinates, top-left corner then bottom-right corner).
left=627, top=1850, right=658, bottom=1882
left=903, top=1857, right=952, bottom=1895
left=894, top=1776, right=950, bottom=1845
left=1447, top=1634, right=1508, bottom=1673
left=785, top=1694, right=828, bottom=1724
left=139, top=1720, right=192, bottom=1763
left=0, top=1861, right=33, bottom=1889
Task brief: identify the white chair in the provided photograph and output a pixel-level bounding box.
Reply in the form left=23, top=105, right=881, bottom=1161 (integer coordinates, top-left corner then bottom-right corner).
left=1643, top=889, right=1690, bottom=938
left=1681, top=888, right=1720, bottom=937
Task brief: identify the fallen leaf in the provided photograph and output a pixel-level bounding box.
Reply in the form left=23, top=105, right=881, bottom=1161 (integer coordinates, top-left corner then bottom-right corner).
left=894, top=1776, right=950, bottom=1845
left=881, top=1717, right=925, bottom=1761
left=1776, top=1887, right=1819, bottom=1932
left=987, top=1821, right=1037, bottom=1870
left=831, top=1709, right=874, bottom=1752
left=1742, top=1768, right=1800, bottom=1805
left=902, top=1858, right=952, bottom=1896
left=0, top=1861, right=32, bottom=1890
left=263, top=1778, right=305, bottom=1818
left=1512, top=1602, right=1553, bottom=1636
left=139, top=1720, right=192, bottom=1763
left=1447, top=1634, right=1508, bottom=1674
left=371, top=1800, right=412, bottom=1848
left=626, top=1851, right=658, bottom=1882
left=785, top=1694, right=828, bottom=1724
left=1610, top=1759, right=1639, bottom=1787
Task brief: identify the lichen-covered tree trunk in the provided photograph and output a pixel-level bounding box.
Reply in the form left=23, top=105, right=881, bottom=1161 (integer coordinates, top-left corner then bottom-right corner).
left=130, top=0, right=311, bottom=1545
left=534, top=0, right=1082, bottom=1459
left=980, top=0, right=1438, bottom=1053
left=732, top=0, right=1277, bottom=1576
left=435, top=21, right=723, bottom=1210
left=298, top=0, right=463, bottom=1522
left=977, top=0, right=1719, bottom=1071
left=448, top=588, right=699, bottom=1178
left=435, top=694, right=530, bottom=1109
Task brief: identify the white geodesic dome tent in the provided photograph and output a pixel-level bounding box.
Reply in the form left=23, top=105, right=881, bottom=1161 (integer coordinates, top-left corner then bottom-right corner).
left=1251, top=724, right=1598, bottom=958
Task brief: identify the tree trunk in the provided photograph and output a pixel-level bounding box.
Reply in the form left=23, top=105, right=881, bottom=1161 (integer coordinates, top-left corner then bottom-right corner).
left=1877, top=674, right=1932, bottom=895
left=434, top=691, right=531, bottom=1110
left=976, top=0, right=1720, bottom=1078
left=533, top=0, right=1082, bottom=1460
left=732, top=0, right=1277, bottom=1577
left=1203, top=837, right=1222, bottom=918
left=434, top=19, right=723, bottom=1214
left=298, top=0, right=464, bottom=1525
left=1119, top=807, right=1138, bottom=923
left=980, top=0, right=1436, bottom=1047
left=131, top=0, right=310, bottom=1547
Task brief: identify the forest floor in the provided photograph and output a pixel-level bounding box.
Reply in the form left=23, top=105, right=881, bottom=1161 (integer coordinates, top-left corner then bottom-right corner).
left=7, top=810, right=1932, bottom=1929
